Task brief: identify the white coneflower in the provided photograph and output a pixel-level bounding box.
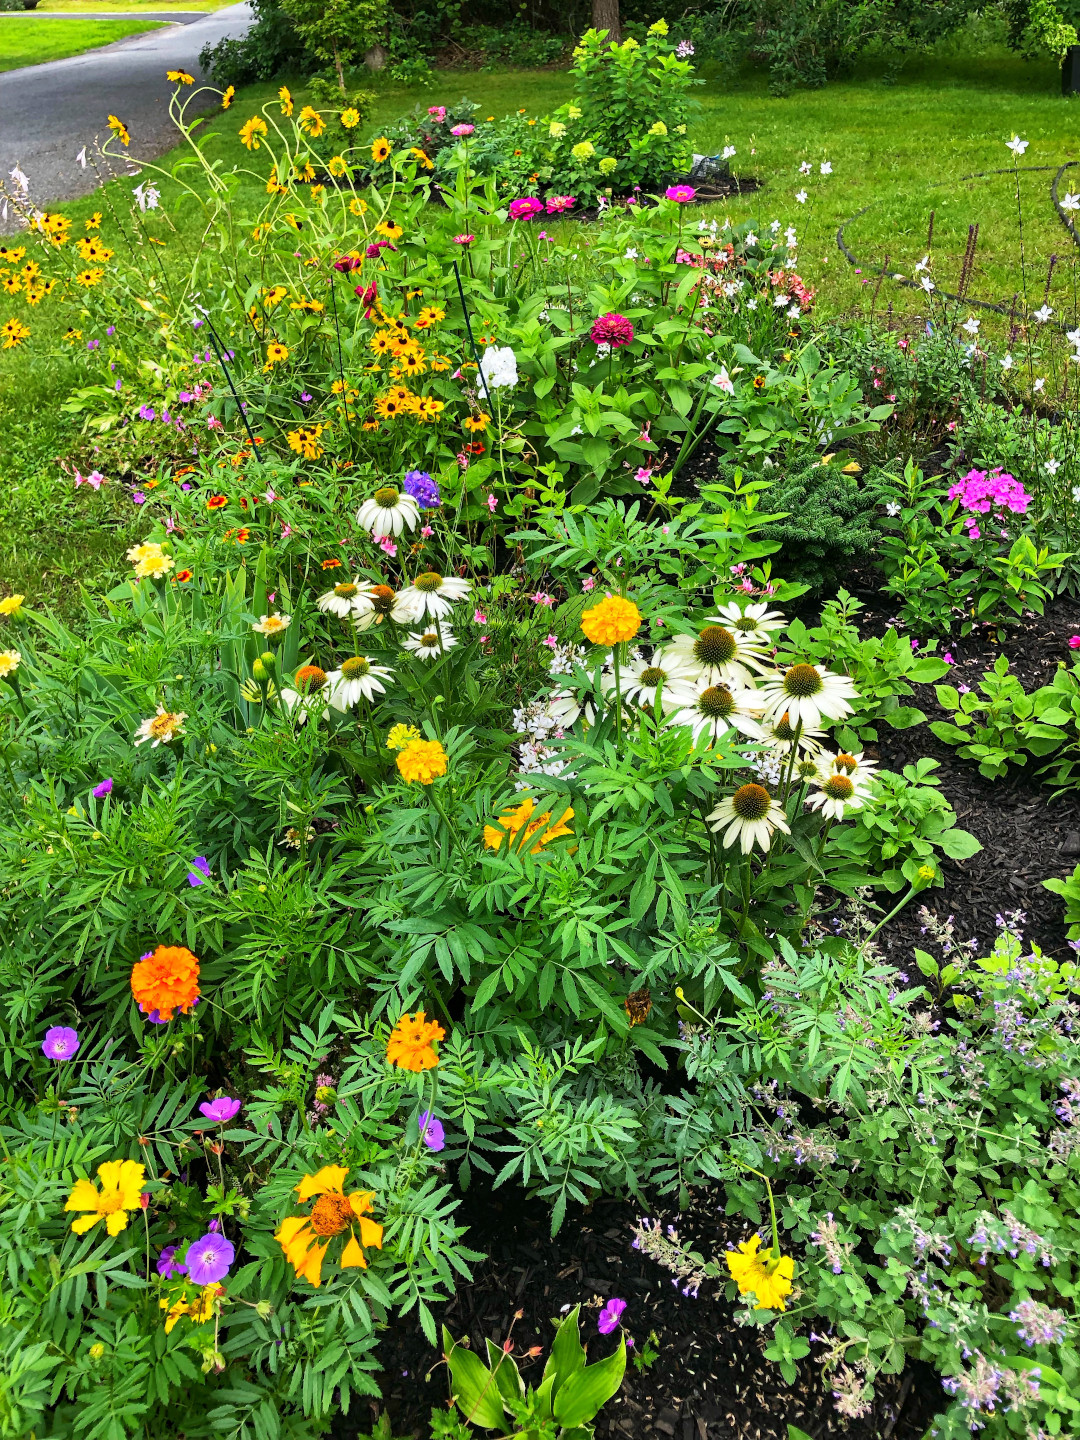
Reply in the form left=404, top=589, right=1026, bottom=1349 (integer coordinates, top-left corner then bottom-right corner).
left=327, top=656, right=393, bottom=707
left=759, top=663, right=856, bottom=732
left=356, top=485, right=420, bottom=539
left=709, top=601, right=786, bottom=647
left=661, top=623, right=769, bottom=688
left=253, top=613, right=291, bottom=638
left=546, top=687, right=596, bottom=729
left=134, top=706, right=187, bottom=747
left=278, top=664, right=330, bottom=724
left=805, top=769, right=872, bottom=821
left=402, top=626, right=457, bottom=661
left=0, top=649, right=21, bottom=678
left=615, top=654, right=699, bottom=712
left=395, top=570, right=471, bottom=620
left=764, top=710, right=827, bottom=755
left=707, top=783, right=790, bottom=853
left=353, top=584, right=403, bottom=630
left=316, top=580, right=362, bottom=618
left=826, top=749, right=877, bottom=785
left=668, top=683, right=765, bottom=743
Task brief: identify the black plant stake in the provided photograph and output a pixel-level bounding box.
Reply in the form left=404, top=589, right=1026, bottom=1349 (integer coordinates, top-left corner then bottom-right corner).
left=202, top=319, right=258, bottom=448
left=452, top=259, right=492, bottom=406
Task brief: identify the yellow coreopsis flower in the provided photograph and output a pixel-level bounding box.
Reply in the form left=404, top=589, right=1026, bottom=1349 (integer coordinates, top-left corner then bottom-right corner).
left=340, top=108, right=361, bottom=129
left=65, top=1160, right=145, bottom=1236
left=724, top=1234, right=794, bottom=1311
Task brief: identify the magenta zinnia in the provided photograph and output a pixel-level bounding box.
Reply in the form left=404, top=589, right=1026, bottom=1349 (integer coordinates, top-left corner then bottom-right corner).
left=665, top=184, right=696, bottom=203
left=590, top=312, right=634, bottom=348
left=508, top=197, right=543, bottom=221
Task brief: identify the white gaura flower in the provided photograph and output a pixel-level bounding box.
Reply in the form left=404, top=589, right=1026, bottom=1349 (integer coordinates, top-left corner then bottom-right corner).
left=402, top=625, right=457, bottom=661
left=317, top=580, right=363, bottom=618
left=1045, top=456, right=1060, bottom=475
left=395, top=570, right=471, bottom=620
left=795, top=190, right=807, bottom=204
left=1062, top=192, right=1080, bottom=212
left=1033, top=304, right=1053, bottom=324
left=134, top=706, right=187, bottom=747
left=707, top=782, right=790, bottom=854
left=479, top=345, right=518, bottom=391
left=353, top=584, right=406, bottom=630
left=806, top=769, right=873, bottom=821
left=709, top=602, right=786, bottom=648
left=661, top=623, right=770, bottom=688
left=279, top=665, right=331, bottom=725
left=327, top=655, right=393, bottom=707
left=356, top=485, right=420, bottom=539
left=962, top=316, right=980, bottom=336
left=819, top=160, right=833, bottom=175
left=614, top=655, right=699, bottom=712
left=1034, top=377, right=1046, bottom=393
left=759, top=664, right=857, bottom=732
left=253, top=613, right=291, bottom=638
left=1006, top=135, right=1029, bottom=157
left=668, top=683, right=765, bottom=744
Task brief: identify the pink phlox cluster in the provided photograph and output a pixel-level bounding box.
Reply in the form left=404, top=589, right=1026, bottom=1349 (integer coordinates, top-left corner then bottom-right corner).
left=948, top=467, right=1031, bottom=516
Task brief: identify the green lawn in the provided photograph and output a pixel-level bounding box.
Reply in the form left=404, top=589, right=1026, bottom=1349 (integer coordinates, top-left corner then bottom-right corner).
left=0, top=14, right=164, bottom=68
left=43, top=0, right=236, bottom=11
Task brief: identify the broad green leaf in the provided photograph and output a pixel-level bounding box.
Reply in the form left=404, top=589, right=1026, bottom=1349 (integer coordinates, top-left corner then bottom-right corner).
left=553, top=1340, right=626, bottom=1427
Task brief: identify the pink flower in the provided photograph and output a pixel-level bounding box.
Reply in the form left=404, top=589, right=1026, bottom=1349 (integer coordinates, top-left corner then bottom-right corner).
left=487, top=493, right=498, bottom=512
left=531, top=592, right=556, bottom=607
left=664, top=185, right=696, bottom=203
left=545, top=195, right=576, bottom=214
left=207, top=415, right=223, bottom=430
left=944, top=651, right=955, bottom=664
left=263, top=489, right=277, bottom=504
left=421, top=524, right=433, bottom=537
left=739, top=577, right=754, bottom=593
left=453, top=234, right=475, bottom=246
left=1069, top=636, right=1080, bottom=650
left=581, top=576, right=595, bottom=592
left=281, top=523, right=292, bottom=537
left=590, top=312, right=634, bottom=348
left=457, top=451, right=470, bottom=470
left=377, top=535, right=398, bottom=557
left=508, top=197, right=544, bottom=221
left=473, top=609, right=487, bottom=624
left=635, top=467, right=653, bottom=485
left=543, top=634, right=558, bottom=648
left=450, top=124, right=475, bottom=137
left=898, top=337, right=909, bottom=349
left=428, top=106, right=447, bottom=122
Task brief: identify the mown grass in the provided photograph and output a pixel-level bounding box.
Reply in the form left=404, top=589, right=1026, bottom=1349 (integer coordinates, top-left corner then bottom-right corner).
left=3, top=46, right=1080, bottom=607
left=0, top=15, right=163, bottom=69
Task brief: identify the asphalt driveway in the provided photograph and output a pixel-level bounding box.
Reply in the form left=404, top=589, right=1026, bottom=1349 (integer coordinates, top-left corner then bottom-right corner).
left=0, top=2, right=252, bottom=218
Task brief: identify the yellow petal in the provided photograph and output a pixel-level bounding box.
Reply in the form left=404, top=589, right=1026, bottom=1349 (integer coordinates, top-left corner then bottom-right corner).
left=340, top=1234, right=368, bottom=1269
left=106, top=1209, right=130, bottom=1237
left=296, top=1165, right=348, bottom=1201
left=116, top=1160, right=146, bottom=1208
left=294, top=1240, right=328, bottom=1287
left=96, top=1159, right=126, bottom=1191
left=357, top=1216, right=383, bottom=1251
left=70, top=1213, right=102, bottom=1234
left=65, top=1178, right=100, bottom=1213
left=348, top=1190, right=376, bottom=1219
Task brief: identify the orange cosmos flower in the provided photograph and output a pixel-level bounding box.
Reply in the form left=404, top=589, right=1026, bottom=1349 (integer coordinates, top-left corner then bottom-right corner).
left=386, top=1010, right=445, bottom=1071
left=275, top=1166, right=383, bottom=1288
left=130, top=945, right=200, bottom=1022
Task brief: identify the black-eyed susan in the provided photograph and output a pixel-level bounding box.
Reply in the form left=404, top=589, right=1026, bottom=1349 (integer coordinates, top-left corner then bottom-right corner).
left=394, top=349, right=426, bottom=379
left=166, top=69, right=195, bottom=84
left=371, top=136, right=391, bottom=162
left=107, top=114, right=130, bottom=146
left=278, top=85, right=294, bottom=115
left=21, top=260, right=40, bottom=280
left=286, top=423, right=325, bottom=460
left=369, top=330, right=395, bottom=358
left=221, top=85, right=235, bottom=108
left=239, top=116, right=268, bottom=150
left=262, top=285, right=288, bottom=308
left=298, top=104, right=325, bottom=136
left=463, top=412, right=490, bottom=433
left=410, top=147, right=433, bottom=169
left=263, top=341, right=289, bottom=371
left=415, top=305, right=445, bottom=329
left=0, top=245, right=25, bottom=262
left=413, top=395, right=444, bottom=422
left=340, top=108, right=361, bottom=129
left=75, top=269, right=105, bottom=288
left=375, top=219, right=403, bottom=240
left=1, top=318, right=29, bottom=349
left=2, top=274, right=22, bottom=297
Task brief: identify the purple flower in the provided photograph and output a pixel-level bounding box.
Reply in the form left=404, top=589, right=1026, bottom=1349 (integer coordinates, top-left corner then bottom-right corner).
left=42, top=1026, right=79, bottom=1061
left=300, top=392, right=312, bottom=403
left=199, top=1096, right=241, bottom=1123
left=177, top=391, right=194, bottom=404
left=106, top=326, right=115, bottom=336
left=186, top=1232, right=234, bottom=1285
left=450, top=124, right=475, bottom=137
left=132, top=492, right=146, bottom=505
left=92, top=778, right=114, bottom=798
left=419, top=1110, right=445, bottom=1151
left=403, top=470, right=440, bottom=508
left=186, top=856, right=211, bottom=887
left=138, top=405, right=155, bottom=422
left=598, top=1297, right=627, bottom=1334
left=157, top=1244, right=187, bottom=1279
left=87, top=339, right=100, bottom=351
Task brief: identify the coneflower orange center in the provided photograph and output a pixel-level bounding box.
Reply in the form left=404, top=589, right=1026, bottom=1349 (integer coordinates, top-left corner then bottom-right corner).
left=341, top=656, right=372, bottom=679
left=373, top=486, right=400, bottom=508
left=823, top=775, right=855, bottom=800
left=699, top=685, right=735, bottom=718
left=295, top=665, right=327, bottom=693
left=694, top=625, right=737, bottom=667
left=333, top=583, right=358, bottom=599
left=835, top=752, right=857, bottom=774
left=732, top=783, right=771, bottom=821
left=413, top=572, right=443, bottom=593
left=784, top=664, right=823, bottom=698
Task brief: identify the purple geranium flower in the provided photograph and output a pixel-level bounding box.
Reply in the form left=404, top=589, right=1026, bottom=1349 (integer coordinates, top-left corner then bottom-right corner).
left=186, top=1232, right=234, bottom=1285
left=42, top=1026, right=80, bottom=1061
left=419, top=1110, right=445, bottom=1151
left=597, top=1297, right=627, bottom=1334
left=138, top=405, right=155, bottom=422
left=157, top=1243, right=187, bottom=1279
left=92, top=778, right=114, bottom=798
left=403, top=470, right=440, bottom=508
left=186, top=856, right=211, bottom=887
left=199, top=1095, right=241, bottom=1124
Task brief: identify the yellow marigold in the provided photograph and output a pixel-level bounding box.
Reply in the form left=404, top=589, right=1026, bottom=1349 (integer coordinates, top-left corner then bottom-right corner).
left=724, top=1234, right=795, bottom=1311
left=386, top=723, right=421, bottom=751
left=65, top=1159, right=145, bottom=1236
left=581, top=594, right=641, bottom=646
left=395, top=737, right=447, bottom=785
left=483, top=797, right=575, bottom=854
left=275, top=1166, right=383, bottom=1288
left=130, top=944, right=200, bottom=1022
left=386, top=1010, right=445, bottom=1071
left=239, top=116, right=269, bottom=150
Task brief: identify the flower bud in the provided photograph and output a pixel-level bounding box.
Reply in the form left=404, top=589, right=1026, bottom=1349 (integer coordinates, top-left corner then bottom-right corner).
left=260, top=650, right=277, bottom=671
left=89, top=1343, right=105, bottom=1362
left=255, top=1300, right=274, bottom=1318
left=252, top=659, right=269, bottom=682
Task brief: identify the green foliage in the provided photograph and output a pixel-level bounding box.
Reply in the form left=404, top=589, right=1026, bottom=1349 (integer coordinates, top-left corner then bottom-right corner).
left=930, top=654, right=1071, bottom=780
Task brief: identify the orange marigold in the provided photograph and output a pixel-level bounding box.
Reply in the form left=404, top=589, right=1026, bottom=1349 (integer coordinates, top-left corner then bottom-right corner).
left=131, top=944, right=200, bottom=1022
left=581, top=594, right=641, bottom=647
left=386, top=1010, right=445, bottom=1071
left=483, top=797, right=574, bottom=854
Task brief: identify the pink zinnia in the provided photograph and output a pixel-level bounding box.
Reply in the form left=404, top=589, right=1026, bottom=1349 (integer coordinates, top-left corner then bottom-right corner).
left=450, top=124, right=474, bottom=137
left=508, top=197, right=544, bottom=221
left=545, top=195, right=576, bottom=214
left=453, top=233, right=475, bottom=245
left=665, top=185, right=696, bottom=203
left=590, top=312, right=634, bottom=348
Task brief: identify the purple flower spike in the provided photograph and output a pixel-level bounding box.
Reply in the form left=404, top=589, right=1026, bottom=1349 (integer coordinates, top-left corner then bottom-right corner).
left=199, top=1096, right=241, bottom=1124
left=598, top=1298, right=627, bottom=1334
left=187, top=856, right=211, bottom=887
left=186, top=1232, right=234, bottom=1285
left=42, top=1026, right=80, bottom=1061
left=157, top=1243, right=187, bottom=1279
left=418, top=1110, right=445, bottom=1151
left=92, top=778, right=114, bottom=798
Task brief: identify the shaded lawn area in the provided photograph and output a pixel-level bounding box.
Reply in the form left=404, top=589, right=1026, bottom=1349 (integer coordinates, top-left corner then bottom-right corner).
left=0, top=15, right=165, bottom=69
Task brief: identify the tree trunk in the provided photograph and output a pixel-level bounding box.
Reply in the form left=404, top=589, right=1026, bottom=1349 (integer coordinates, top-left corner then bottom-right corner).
left=591, top=0, right=620, bottom=43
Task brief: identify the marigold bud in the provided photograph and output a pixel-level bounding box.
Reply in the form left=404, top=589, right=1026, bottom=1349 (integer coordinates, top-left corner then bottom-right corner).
left=252, top=659, right=268, bottom=682
left=89, top=1343, right=105, bottom=1361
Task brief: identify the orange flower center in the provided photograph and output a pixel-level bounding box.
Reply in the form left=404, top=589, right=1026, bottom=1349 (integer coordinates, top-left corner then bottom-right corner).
left=310, top=1192, right=353, bottom=1236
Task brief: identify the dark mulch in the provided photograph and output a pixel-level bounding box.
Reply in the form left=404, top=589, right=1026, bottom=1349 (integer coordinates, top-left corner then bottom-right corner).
left=337, top=1180, right=943, bottom=1440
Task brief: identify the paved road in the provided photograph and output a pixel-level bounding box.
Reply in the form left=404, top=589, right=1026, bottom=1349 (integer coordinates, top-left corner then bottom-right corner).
left=0, top=1, right=251, bottom=220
